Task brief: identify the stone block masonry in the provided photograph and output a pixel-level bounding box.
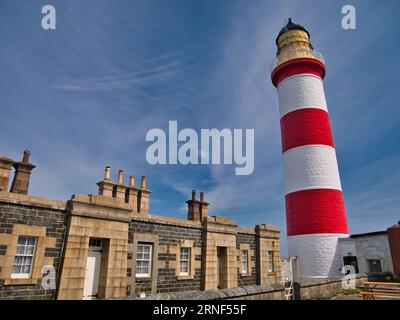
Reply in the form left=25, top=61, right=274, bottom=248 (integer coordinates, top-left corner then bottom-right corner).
left=128, top=217, right=204, bottom=296
left=118, top=272, right=392, bottom=300
left=236, top=232, right=257, bottom=287
left=0, top=160, right=283, bottom=300
left=0, top=192, right=67, bottom=300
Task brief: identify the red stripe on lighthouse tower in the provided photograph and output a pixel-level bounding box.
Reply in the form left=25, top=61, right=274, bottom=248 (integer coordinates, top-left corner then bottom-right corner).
left=280, top=108, right=334, bottom=153
left=271, top=20, right=349, bottom=279
left=286, top=189, right=348, bottom=235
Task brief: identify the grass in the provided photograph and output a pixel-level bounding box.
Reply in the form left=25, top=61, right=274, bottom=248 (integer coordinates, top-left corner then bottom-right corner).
left=342, top=288, right=362, bottom=295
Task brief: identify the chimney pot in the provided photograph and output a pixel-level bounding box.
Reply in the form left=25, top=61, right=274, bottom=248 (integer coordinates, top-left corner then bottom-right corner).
left=10, top=150, right=36, bottom=195
left=187, top=190, right=205, bottom=221
left=129, top=176, right=135, bottom=187
left=105, top=166, right=111, bottom=181
left=118, top=170, right=124, bottom=184
left=141, top=176, right=147, bottom=189
left=22, top=150, right=30, bottom=163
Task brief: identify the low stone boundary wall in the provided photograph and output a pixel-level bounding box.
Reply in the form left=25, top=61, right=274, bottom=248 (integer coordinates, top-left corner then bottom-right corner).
left=117, top=283, right=285, bottom=300
left=296, top=272, right=392, bottom=300
left=115, top=272, right=392, bottom=300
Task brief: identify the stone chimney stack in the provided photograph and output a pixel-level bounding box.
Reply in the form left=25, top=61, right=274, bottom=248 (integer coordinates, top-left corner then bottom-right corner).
left=187, top=190, right=201, bottom=221
left=113, top=170, right=127, bottom=200
left=126, top=175, right=139, bottom=211
left=97, top=166, right=114, bottom=197
left=10, top=150, right=36, bottom=195
left=98, top=168, right=150, bottom=213
left=137, top=176, right=151, bottom=214
left=0, top=156, right=15, bottom=192
left=199, top=192, right=209, bottom=221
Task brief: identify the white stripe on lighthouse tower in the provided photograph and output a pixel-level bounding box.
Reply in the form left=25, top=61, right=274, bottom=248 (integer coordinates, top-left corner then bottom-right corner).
left=271, top=21, right=349, bottom=279
left=283, top=145, right=342, bottom=195
left=277, top=74, right=328, bottom=117
left=276, top=72, right=349, bottom=278
left=287, top=233, right=348, bottom=279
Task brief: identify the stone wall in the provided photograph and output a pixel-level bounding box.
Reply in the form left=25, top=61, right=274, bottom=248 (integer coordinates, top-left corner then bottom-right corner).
left=297, top=272, right=392, bottom=300
left=256, top=225, right=282, bottom=285
left=123, top=272, right=392, bottom=300
left=116, top=283, right=286, bottom=300
left=0, top=192, right=67, bottom=300
left=202, top=216, right=239, bottom=290
left=0, top=186, right=283, bottom=300
left=338, top=234, right=394, bottom=274
left=57, top=194, right=131, bottom=300
left=128, top=216, right=203, bottom=297
left=236, top=232, right=257, bottom=287
left=354, top=235, right=393, bottom=274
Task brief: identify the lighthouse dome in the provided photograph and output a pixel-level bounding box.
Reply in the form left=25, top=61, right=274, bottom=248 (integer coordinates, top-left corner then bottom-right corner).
left=276, top=18, right=310, bottom=44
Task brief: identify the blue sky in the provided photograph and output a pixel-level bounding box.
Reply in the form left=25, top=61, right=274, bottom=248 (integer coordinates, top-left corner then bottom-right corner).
left=1, top=0, right=399, bottom=254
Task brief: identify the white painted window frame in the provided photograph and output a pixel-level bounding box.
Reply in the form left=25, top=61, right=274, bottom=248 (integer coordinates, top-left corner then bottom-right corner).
left=242, top=250, right=249, bottom=274
left=11, top=236, right=37, bottom=279
left=267, top=251, right=274, bottom=273
left=136, top=243, right=153, bottom=278
left=179, top=247, right=191, bottom=276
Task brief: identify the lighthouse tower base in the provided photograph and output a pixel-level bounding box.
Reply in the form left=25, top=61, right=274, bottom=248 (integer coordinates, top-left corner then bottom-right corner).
left=288, top=234, right=349, bottom=280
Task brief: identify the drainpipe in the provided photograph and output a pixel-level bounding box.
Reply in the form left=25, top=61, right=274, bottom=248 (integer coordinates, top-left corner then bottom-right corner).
left=53, top=215, right=69, bottom=300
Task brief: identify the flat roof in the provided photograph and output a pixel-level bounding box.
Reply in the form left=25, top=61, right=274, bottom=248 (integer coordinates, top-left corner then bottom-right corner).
left=350, top=230, right=387, bottom=238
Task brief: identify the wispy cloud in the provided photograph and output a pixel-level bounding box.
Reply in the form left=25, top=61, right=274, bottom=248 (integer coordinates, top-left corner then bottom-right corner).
left=1, top=0, right=399, bottom=256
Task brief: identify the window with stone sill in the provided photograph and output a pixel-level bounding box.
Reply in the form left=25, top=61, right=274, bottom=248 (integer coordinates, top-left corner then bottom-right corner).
left=176, top=241, right=195, bottom=279
left=11, top=236, right=37, bottom=279
left=136, top=243, right=152, bottom=278
left=241, top=250, right=249, bottom=275
left=179, top=247, right=191, bottom=276
left=267, top=251, right=274, bottom=273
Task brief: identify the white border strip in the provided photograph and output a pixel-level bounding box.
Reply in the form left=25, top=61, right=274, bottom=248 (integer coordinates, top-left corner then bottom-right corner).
left=288, top=233, right=349, bottom=278
left=277, top=73, right=327, bottom=118
left=283, top=145, right=342, bottom=195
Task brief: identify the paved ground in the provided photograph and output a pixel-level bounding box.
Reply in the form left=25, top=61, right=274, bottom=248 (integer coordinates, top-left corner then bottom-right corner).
left=331, top=294, right=363, bottom=300
left=331, top=294, right=400, bottom=300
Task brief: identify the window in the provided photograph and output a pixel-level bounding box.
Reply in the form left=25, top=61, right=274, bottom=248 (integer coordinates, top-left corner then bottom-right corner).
left=12, top=236, right=37, bottom=278
left=176, top=240, right=195, bottom=279
left=267, top=251, right=274, bottom=273
left=179, top=247, right=191, bottom=276
left=89, top=238, right=102, bottom=250
left=368, top=259, right=382, bottom=273
left=242, top=250, right=249, bottom=274
left=136, top=244, right=152, bottom=277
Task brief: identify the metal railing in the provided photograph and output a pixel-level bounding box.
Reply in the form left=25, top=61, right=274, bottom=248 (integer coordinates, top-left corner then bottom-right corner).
left=270, top=49, right=325, bottom=72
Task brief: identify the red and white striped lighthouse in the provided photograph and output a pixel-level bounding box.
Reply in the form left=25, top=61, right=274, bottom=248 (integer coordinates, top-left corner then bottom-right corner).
left=271, top=19, right=349, bottom=279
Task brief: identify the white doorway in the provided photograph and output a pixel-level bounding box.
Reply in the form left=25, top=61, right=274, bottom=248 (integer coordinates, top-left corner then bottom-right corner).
left=83, top=238, right=102, bottom=299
